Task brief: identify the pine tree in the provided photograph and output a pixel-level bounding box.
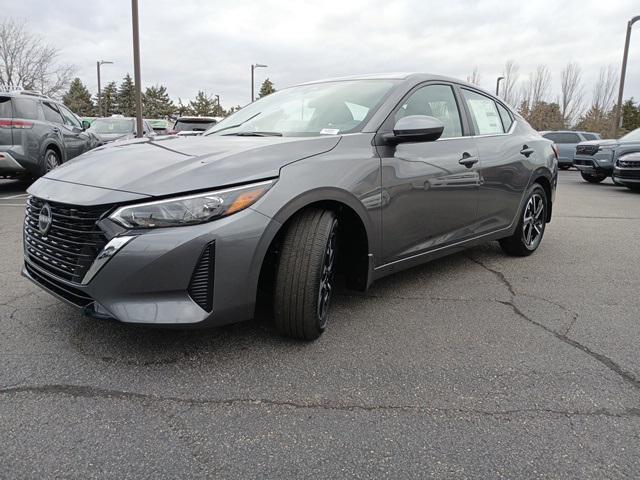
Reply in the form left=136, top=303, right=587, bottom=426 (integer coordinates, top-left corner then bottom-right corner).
left=189, top=91, right=217, bottom=116
left=117, top=73, right=136, bottom=117
left=143, top=85, right=175, bottom=118
left=98, top=81, right=119, bottom=116
left=258, top=78, right=276, bottom=98
left=176, top=98, right=194, bottom=116
left=63, top=78, right=94, bottom=116
left=621, top=98, right=640, bottom=133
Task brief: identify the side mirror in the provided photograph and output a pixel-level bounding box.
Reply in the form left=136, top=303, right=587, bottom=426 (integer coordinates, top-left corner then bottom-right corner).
left=81, top=120, right=91, bottom=130
left=385, top=115, right=445, bottom=145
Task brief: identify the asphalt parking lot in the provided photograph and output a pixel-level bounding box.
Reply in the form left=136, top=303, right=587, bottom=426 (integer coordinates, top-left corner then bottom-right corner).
left=0, top=171, right=639, bottom=479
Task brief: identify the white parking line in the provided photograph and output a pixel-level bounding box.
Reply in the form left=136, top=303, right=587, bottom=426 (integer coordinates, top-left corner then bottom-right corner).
left=0, top=203, right=26, bottom=207
left=0, top=193, right=28, bottom=200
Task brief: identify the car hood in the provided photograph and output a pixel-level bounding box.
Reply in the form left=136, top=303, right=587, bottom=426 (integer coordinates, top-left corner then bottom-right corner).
left=93, top=132, right=134, bottom=143
left=41, top=135, right=341, bottom=197
left=577, top=139, right=617, bottom=147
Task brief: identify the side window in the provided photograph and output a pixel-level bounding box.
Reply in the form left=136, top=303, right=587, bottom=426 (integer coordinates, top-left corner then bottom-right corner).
left=395, top=84, right=463, bottom=138
left=12, top=98, right=40, bottom=120
left=43, top=102, right=64, bottom=124
left=58, top=105, right=82, bottom=129
left=497, top=103, right=513, bottom=132
left=582, top=133, right=597, bottom=141
left=542, top=133, right=560, bottom=142
left=462, top=89, right=504, bottom=135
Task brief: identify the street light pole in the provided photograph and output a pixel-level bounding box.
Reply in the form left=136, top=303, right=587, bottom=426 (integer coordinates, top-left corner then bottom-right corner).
left=251, top=63, right=267, bottom=102
left=613, top=15, right=640, bottom=138
left=131, top=0, right=144, bottom=138
left=495, top=76, right=504, bottom=96
left=96, top=60, right=113, bottom=117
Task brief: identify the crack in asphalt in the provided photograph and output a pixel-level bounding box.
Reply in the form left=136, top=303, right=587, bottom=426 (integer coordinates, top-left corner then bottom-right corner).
left=1, top=383, right=639, bottom=419
left=466, top=254, right=640, bottom=392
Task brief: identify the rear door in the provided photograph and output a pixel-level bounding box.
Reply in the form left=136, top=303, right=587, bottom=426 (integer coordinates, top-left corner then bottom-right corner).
left=460, top=88, right=529, bottom=234
left=0, top=96, right=13, bottom=148
left=378, top=83, right=480, bottom=264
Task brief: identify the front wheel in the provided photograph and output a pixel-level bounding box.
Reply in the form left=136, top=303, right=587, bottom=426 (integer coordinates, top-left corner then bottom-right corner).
left=499, top=184, right=547, bottom=257
left=580, top=171, right=606, bottom=183
left=273, top=208, right=338, bottom=340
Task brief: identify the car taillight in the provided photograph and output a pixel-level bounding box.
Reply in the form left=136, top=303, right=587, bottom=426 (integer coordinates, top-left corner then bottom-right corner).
left=166, top=130, right=177, bottom=135
left=551, top=143, right=559, bottom=159
left=0, top=119, right=34, bottom=129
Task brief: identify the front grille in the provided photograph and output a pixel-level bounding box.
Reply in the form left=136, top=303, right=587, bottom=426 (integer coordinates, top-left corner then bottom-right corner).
left=618, top=159, right=640, bottom=168
left=24, top=196, right=110, bottom=284
left=25, top=262, right=94, bottom=307
left=616, top=169, right=640, bottom=179
left=573, top=159, right=594, bottom=167
left=576, top=145, right=599, bottom=155
left=188, top=242, right=215, bottom=312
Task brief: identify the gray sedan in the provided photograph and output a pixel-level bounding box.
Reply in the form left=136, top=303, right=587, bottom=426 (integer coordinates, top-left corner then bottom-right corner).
left=23, top=73, right=557, bottom=340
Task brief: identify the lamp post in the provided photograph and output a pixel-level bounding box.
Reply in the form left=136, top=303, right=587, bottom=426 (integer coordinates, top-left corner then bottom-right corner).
left=96, top=60, right=113, bottom=117
left=215, top=94, right=220, bottom=113
left=613, top=15, right=640, bottom=138
left=495, top=76, right=504, bottom=96
left=131, top=0, right=144, bottom=138
left=251, top=63, right=268, bottom=102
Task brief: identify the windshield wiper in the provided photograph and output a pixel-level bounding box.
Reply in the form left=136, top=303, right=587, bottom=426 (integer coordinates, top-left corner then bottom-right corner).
left=222, top=131, right=283, bottom=137
left=205, top=112, right=262, bottom=135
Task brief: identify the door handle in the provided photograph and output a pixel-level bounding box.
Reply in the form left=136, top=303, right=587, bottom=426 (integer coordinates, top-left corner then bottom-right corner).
left=459, top=152, right=478, bottom=168
left=520, top=145, right=535, bottom=157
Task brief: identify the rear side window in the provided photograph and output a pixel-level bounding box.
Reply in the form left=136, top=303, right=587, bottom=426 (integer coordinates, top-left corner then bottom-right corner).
left=462, top=89, right=503, bottom=135
left=497, top=103, right=513, bottom=132
left=543, top=132, right=581, bottom=144
left=43, top=102, right=64, bottom=124
left=394, top=84, right=463, bottom=138
left=12, top=98, right=39, bottom=120
left=582, top=133, right=597, bottom=141
left=0, top=97, right=12, bottom=118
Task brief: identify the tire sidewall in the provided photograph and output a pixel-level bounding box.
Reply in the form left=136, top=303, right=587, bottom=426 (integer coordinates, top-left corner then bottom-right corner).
left=518, top=184, right=547, bottom=252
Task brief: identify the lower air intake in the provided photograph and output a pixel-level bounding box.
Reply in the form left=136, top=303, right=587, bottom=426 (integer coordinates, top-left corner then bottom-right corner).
left=188, top=241, right=215, bottom=312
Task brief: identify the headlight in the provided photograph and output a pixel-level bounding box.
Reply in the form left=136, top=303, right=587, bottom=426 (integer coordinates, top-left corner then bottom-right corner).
left=110, top=179, right=275, bottom=228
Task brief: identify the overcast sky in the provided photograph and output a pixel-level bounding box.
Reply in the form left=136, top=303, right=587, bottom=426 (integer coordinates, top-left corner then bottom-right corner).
left=5, top=0, right=640, bottom=110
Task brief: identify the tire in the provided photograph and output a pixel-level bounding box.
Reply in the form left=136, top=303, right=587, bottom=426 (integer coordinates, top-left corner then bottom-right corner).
left=559, top=165, right=570, bottom=170
left=273, top=208, right=338, bottom=340
left=499, top=184, right=547, bottom=257
left=38, top=148, right=61, bottom=177
left=580, top=171, right=606, bottom=183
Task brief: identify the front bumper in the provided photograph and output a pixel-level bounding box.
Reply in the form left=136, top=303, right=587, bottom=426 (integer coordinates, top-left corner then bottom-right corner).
left=23, top=207, right=278, bottom=327
left=613, top=167, right=640, bottom=187
left=573, top=155, right=613, bottom=175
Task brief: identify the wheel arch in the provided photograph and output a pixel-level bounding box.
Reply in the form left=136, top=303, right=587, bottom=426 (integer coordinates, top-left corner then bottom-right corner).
left=254, top=189, right=374, bottom=315
left=529, top=168, right=554, bottom=222
left=41, top=140, right=65, bottom=164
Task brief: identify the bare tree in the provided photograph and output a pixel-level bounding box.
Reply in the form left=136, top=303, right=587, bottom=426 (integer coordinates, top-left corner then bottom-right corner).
left=0, top=19, right=74, bottom=98
left=466, top=66, right=481, bottom=85
left=591, top=65, right=618, bottom=113
left=521, top=64, right=552, bottom=107
left=559, top=62, right=584, bottom=127
left=501, top=60, right=520, bottom=106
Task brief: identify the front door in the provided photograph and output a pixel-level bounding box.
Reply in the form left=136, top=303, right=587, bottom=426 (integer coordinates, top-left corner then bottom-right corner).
left=377, top=83, right=480, bottom=265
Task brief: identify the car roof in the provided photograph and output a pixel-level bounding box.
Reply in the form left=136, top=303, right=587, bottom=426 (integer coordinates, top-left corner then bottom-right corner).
left=540, top=130, right=600, bottom=135
left=298, top=72, right=474, bottom=86
left=175, top=116, right=218, bottom=121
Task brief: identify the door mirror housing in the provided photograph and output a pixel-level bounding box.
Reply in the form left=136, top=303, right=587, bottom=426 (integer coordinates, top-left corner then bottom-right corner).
left=81, top=120, right=91, bottom=130
left=385, top=115, right=445, bottom=145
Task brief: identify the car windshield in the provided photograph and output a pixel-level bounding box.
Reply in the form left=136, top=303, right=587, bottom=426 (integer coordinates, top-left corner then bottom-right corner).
left=205, top=79, right=399, bottom=137
left=620, top=128, right=640, bottom=142
left=175, top=120, right=216, bottom=132
left=89, top=118, right=135, bottom=134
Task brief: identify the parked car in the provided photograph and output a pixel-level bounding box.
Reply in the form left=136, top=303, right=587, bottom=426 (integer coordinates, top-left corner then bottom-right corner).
left=573, top=127, right=640, bottom=184
left=87, top=116, right=156, bottom=145
left=0, top=86, right=98, bottom=179
left=147, top=118, right=169, bottom=135
left=540, top=130, right=601, bottom=169
left=23, top=73, right=556, bottom=340
left=612, top=129, right=640, bottom=191
left=170, top=116, right=219, bottom=136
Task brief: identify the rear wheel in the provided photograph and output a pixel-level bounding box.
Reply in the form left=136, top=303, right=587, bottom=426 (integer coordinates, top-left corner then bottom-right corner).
left=499, top=184, right=547, bottom=257
left=559, top=165, right=570, bottom=170
left=580, top=171, right=606, bottom=183
left=273, top=208, right=338, bottom=340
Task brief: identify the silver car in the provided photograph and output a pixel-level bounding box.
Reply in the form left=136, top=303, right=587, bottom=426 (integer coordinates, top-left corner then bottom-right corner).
left=23, top=73, right=557, bottom=340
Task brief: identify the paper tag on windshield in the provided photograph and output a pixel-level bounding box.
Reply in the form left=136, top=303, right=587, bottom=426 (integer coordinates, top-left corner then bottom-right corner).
left=320, top=128, right=340, bottom=135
